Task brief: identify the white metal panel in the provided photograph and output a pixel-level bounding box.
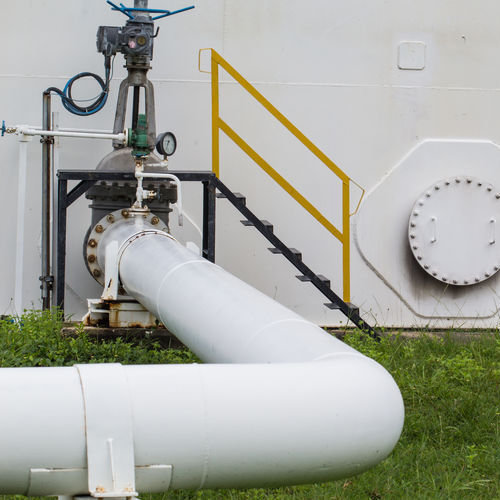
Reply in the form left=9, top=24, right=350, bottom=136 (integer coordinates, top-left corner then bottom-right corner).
left=3, top=1, right=500, bottom=325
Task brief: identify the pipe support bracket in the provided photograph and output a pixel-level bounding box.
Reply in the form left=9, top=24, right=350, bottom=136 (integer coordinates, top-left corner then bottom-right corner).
left=76, top=363, right=138, bottom=498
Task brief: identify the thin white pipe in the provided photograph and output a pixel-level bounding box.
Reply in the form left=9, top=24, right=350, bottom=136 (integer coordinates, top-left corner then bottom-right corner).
left=135, top=171, right=183, bottom=226
left=58, top=127, right=114, bottom=134
left=16, top=125, right=114, bottom=134
left=14, top=126, right=127, bottom=143
left=14, top=138, right=29, bottom=315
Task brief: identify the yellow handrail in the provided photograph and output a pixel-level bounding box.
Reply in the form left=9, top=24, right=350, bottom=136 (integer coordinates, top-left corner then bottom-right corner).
left=200, top=48, right=360, bottom=302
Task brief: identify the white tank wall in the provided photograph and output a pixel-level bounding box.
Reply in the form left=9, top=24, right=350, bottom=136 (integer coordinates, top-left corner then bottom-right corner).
left=2, top=0, right=500, bottom=327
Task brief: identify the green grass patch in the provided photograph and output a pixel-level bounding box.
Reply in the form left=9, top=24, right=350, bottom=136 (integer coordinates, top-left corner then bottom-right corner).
left=0, top=311, right=499, bottom=499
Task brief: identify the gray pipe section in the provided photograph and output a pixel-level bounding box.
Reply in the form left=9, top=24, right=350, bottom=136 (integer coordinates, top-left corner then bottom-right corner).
left=41, top=91, right=52, bottom=310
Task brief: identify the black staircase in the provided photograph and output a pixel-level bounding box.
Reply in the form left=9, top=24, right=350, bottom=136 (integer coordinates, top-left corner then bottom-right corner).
left=213, top=178, right=378, bottom=339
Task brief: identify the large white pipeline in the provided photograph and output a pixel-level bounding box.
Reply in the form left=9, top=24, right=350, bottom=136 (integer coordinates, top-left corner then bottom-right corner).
left=0, top=214, right=404, bottom=496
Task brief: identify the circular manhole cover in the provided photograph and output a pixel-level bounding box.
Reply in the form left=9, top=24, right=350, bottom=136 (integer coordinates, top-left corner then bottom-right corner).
left=408, top=176, right=500, bottom=285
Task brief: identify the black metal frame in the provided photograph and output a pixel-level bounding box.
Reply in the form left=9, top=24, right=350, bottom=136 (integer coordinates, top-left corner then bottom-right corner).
left=56, top=170, right=216, bottom=313
left=56, top=169, right=376, bottom=338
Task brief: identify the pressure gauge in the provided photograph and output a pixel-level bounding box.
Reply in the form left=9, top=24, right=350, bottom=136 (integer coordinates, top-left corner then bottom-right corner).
left=156, top=131, right=177, bottom=157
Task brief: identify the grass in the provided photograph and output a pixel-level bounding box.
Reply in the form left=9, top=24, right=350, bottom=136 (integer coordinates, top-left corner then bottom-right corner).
left=0, top=310, right=499, bottom=499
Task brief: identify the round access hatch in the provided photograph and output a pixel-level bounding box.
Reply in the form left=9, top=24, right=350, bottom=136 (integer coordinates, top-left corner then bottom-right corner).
left=408, top=176, right=500, bottom=285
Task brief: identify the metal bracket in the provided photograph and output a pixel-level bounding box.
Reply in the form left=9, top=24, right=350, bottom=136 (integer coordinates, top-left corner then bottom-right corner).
left=76, top=363, right=138, bottom=498
left=39, top=274, right=54, bottom=291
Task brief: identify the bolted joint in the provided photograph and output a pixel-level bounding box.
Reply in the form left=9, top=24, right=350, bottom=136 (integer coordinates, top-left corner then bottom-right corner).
left=39, top=275, right=54, bottom=290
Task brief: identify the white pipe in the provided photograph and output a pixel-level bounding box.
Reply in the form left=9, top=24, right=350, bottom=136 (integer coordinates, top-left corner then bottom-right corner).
left=13, top=125, right=127, bottom=143
left=58, top=127, right=114, bottom=134
left=135, top=170, right=183, bottom=226
left=0, top=216, right=404, bottom=495
left=15, top=125, right=114, bottom=134
left=13, top=137, right=29, bottom=314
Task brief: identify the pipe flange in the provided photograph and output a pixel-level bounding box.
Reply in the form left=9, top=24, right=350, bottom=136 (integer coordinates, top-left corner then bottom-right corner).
left=408, top=176, right=500, bottom=285
left=85, top=208, right=169, bottom=285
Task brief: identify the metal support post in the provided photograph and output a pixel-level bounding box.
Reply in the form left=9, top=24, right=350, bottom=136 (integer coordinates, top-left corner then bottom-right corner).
left=56, top=178, right=68, bottom=313
left=41, top=91, right=54, bottom=309
left=202, top=180, right=216, bottom=262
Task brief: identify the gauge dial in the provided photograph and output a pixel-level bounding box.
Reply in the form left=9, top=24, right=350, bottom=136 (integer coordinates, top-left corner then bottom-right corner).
left=156, top=131, right=177, bottom=157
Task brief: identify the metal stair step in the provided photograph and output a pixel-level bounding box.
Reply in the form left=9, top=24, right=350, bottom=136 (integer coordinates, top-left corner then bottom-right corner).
left=269, top=247, right=302, bottom=260
left=296, top=274, right=330, bottom=288
left=217, top=191, right=246, bottom=205
left=241, top=219, right=273, bottom=233
left=324, top=302, right=360, bottom=316
left=296, top=275, right=311, bottom=282
left=315, top=274, right=331, bottom=288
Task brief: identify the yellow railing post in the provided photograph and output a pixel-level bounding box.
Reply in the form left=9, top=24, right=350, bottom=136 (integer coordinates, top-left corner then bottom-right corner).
left=211, top=50, right=220, bottom=178
left=342, top=180, right=351, bottom=303
left=205, top=48, right=360, bottom=304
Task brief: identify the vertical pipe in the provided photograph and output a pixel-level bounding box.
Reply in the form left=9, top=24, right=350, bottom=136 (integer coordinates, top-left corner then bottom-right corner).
left=14, top=138, right=29, bottom=314
left=131, top=86, right=140, bottom=130
left=56, top=178, right=67, bottom=314
left=134, top=0, right=148, bottom=9
left=342, top=179, right=350, bottom=302
left=51, top=111, right=60, bottom=308
left=41, top=91, right=53, bottom=310
left=211, top=51, right=220, bottom=177
left=202, top=180, right=216, bottom=262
